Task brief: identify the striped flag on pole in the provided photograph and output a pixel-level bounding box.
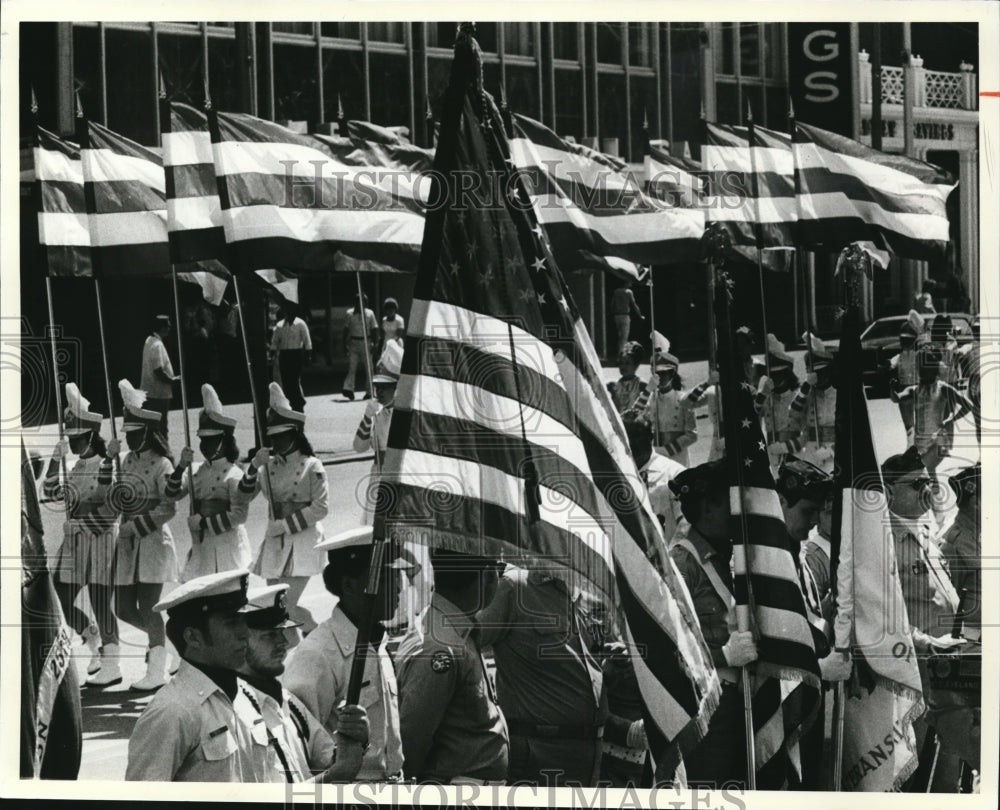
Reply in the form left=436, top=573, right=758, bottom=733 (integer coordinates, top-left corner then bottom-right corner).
left=33, top=127, right=91, bottom=277
left=831, top=295, right=924, bottom=791
left=510, top=113, right=703, bottom=270
left=715, top=275, right=822, bottom=787
left=703, top=122, right=796, bottom=270
left=209, top=110, right=431, bottom=273
left=377, top=31, right=720, bottom=777
left=645, top=140, right=706, bottom=210
left=793, top=121, right=955, bottom=260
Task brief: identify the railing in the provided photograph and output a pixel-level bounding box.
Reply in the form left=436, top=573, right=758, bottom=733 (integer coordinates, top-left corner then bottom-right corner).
left=858, top=52, right=978, bottom=110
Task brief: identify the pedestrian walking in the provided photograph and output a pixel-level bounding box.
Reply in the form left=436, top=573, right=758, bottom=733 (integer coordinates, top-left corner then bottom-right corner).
left=341, top=294, right=378, bottom=400
left=641, top=352, right=697, bottom=465
left=352, top=340, right=402, bottom=524
left=610, top=281, right=644, bottom=357
left=270, top=300, right=312, bottom=413
left=139, top=315, right=179, bottom=437
left=380, top=297, right=406, bottom=346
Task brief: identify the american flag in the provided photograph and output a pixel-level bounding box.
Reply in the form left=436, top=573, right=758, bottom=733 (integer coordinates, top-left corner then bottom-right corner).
left=509, top=113, right=703, bottom=272
left=644, top=139, right=707, bottom=211
left=33, top=127, right=91, bottom=277
left=208, top=109, right=431, bottom=273
left=376, top=32, right=720, bottom=776
left=830, top=299, right=924, bottom=791
left=715, top=273, right=822, bottom=787
left=793, top=121, right=955, bottom=260
left=703, top=121, right=796, bottom=271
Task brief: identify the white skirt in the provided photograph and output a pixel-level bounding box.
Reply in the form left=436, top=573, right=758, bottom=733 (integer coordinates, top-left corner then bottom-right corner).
left=252, top=525, right=325, bottom=579
left=182, top=525, right=253, bottom=582
left=114, top=526, right=179, bottom=585
left=55, top=519, right=117, bottom=586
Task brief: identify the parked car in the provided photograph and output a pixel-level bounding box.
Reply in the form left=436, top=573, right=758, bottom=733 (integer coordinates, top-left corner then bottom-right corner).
left=823, top=312, right=975, bottom=397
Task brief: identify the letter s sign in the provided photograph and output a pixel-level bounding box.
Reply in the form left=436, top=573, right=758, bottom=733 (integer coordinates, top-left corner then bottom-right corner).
left=803, top=30, right=840, bottom=102
left=789, top=23, right=852, bottom=132
left=805, top=71, right=840, bottom=102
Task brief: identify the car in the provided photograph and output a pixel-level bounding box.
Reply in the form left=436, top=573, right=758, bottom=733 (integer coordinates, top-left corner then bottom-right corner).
left=823, top=312, right=975, bottom=397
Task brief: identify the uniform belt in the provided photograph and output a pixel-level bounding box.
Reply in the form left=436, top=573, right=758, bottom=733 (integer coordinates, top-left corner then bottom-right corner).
left=273, top=501, right=308, bottom=520
left=506, top=719, right=604, bottom=739
left=717, top=666, right=740, bottom=685
left=198, top=499, right=229, bottom=518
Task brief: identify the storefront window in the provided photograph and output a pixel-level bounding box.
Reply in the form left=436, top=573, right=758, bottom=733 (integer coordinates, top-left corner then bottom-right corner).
left=159, top=32, right=203, bottom=106
left=207, top=36, right=238, bottom=113
left=503, top=23, right=535, bottom=57
left=554, top=68, right=584, bottom=139
left=507, top=64, right=541, bottom=120
left=369, top=53, right=412, bottom=127
left=764, top=23, right=785, bottom=80
left=320, top=23, right=361, bottom=40
left=323, top=48, right=364, bottom=125
left=274, top=42, right=319, bottom=123
left=597, top=23, right=623, bottom=64
left=597, top=72, right=627, bottom=153
left=718, top=23, right=735, bottom=75
left=367, top=23, right=406, bottom=44
left=272, top=23, right=314, bottom=36
left=716, top=81, right=739, bottom=127
left=628, top=23, right=653, bottom=68
left=73, top=25, right=103, bottom=123
left=106, top=27, right=156, bottom=144
left=553, top=23, right=580, bottom=61
left=630, top=75, right=657, bottom=158
left=669, top=23, right=703, bottom=152
left=740, top=23, right=761, bottom=78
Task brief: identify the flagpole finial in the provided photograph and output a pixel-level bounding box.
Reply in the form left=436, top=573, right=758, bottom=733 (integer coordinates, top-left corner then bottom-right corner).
left=337, top=93, right=345, bottom=121
left=700, top=100, right=706, bottom=121
left=788, top=96, right=796, bottom=120
left=202, top=76, right=212, bottom=111
left=499, top=83, right=508, bottom=110
left=745, top=99, right=754, bottom=124
left=30, top=85, right=38, bottom=115
left=158, top=70, right=167, bottom=101
left=74, top=88, right=84, bottom=119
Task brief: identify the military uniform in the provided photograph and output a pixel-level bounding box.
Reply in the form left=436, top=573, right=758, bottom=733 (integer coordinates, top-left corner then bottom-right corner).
left=241, top=450, right=327, bottom=578
left=639, top=453, right=686, bottom=546
left=283, top=604, right=404, bottom=781
left=889, top=512, right=959, bottom=642
left=643, top=388, right=697, bottom=465
left=787, top=383, right=836, bottom=473
left=685, top=382, right=725, bottom=461
left=113, top=449, right=179, bottom=584
left=353, top=406, right=393, bottom=525
left=396, top=592, right=509, bottom=784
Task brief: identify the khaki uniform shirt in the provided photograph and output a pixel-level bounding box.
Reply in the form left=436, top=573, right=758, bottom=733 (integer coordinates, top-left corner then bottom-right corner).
left=140, top=334, right=174, bottom=399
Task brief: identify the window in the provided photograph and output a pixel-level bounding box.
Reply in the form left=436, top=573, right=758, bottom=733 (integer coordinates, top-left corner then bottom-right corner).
left=159, top=32, right=203, bottom=106
left=507, top=64, right=540, bottom=120
left=427, top=22, right=495, bottom=52
left=367, top=22, right=406, bottom=43
left=597, top=73, right=626, bottom=152
left=630, top=75, right=657, bottom=159
left=274, top=43, right=319, bottom=123
left=73, top=25, right=103, bottom=123
left=553, top=23, right=580, bottom=61
left=743, top=84, right=763, bottom=126
left=628, top=23, right=653, bottom=68
left=106, top=28, right=156, bottom=144
left=597, top=23, right=623, bottom=64
left=554, top=68, right=584, bottom=139
left=716, top=81, right=739, bottom=127
left=669, top=23, right=703, bottom=149
left=323, top=48, right=364, bottom=124
left=320, top=22, right=361, bottom=40
left=764, top=23, right=785, bottom=80
left=718, top=23, right=735, bottom=75
left=740, top=23, right=761, bottom=78
left=369, top=53, right=411, bottom=127
left=503, top=23, right=535, bottom=57
left=207, top=36, right=238, bottom=113
left=272, top=23, right=314, bottom=36
left=766, top=85, right=789, bottom=131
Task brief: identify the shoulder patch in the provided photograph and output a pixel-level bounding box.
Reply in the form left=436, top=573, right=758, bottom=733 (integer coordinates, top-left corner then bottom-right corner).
left=430, top=650, right=453, bottom=673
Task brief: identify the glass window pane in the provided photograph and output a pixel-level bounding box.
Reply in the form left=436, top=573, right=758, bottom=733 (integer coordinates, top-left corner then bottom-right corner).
left=503, top=22, right=534, bottom=57
left=740, top=23, right=760, bottom=77
left=274, top=43, right=319, bottom=123
left=369, top=53, right=411, bottom=127
left=554, top=68, right=584, bottom=139
left=718, top=23, right=735, bottom=75
left=764, top=23, right=784, bottom=80
left=597, top=73, right=626, bottom=153
left=475, top=23, right=497, bottom=53
left=159, top=32, right=203, bottom=106
left=323, top=48, right=364, bottom=125
left=629, top=75, right=657, bottom=159
left=553, top=23, right=579, bottom=61
left=669, top=23, right=703, bottom=152
left=716, top=81, right=739, bottom=128
left=427, top=23, right=456, bottom=49
left=628, top=23, right=653, bottom=68
left=320, top=22, right=361, bottom=39
left=507, top=64, right=540, bottom=120
left=744, top=84, right=763, bottom=125
left=206, top=37, right=237, bottom=113
left=765, top=85, right=788, bottom=131
left=367, top=22, right=406, bottom=43
left=597, top=23, right=622, bottom=64
left=73, top=25, right=103, bottom=123
left=106, top=28, right=156, bottom=144
left=272, top=23, right=314, bottom=36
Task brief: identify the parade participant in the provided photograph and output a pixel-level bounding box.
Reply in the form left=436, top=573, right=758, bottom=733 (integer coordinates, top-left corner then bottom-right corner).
left=940, top=463, right=981, bottom=639
left=109, top=380, right=179, bottom=692
left=126, top=570, right=259, bottom=781
left=396, top=548, right=509, bottom=785
left=889, top=311, right=929, bottom=443
left=475, top=565, right=608, bottom=786
left=236, top=584, right=370, bottom=783
left=341, top=294, right=378, bottom=401
left=894, top=344, right=973, bottom=477
left=240, top=383, right=326, bottom=633
left=610, top=280, right=644, bottom=357
left=956, top=318, right=981, bottom=441
left=283, top=526, right=411, bottom=782
left=165, top=385, right=252, bottom=581
left=270, top=300, right=312, bottom=413
left=622, top=414, right=685, bottom=546
left=930, top=314, right=962, bottom=386
left=787, top=333, right=836, bottom=473
left=753, top=335, right=800, bottom=468
left=668, top=460, right=756, bottom=789
left=380, top=297, right=405, bottom=346
left=607, top=341, right=647, bottom=417
left=683, top=369, right=724, bottom=461
left=641, top=352, right=697, bottom=465
left=353, top=340, right=402, bottom=524
left=598, top=641, right=651, bottom=788
left=43, top=383, right=122, bottom=687
left=139, top=315, right=178, bottom=437
left=734, top=325, right=766, bottom=388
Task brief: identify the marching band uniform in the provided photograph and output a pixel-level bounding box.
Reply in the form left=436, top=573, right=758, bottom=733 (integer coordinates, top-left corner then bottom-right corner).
left=684, top=377, right=724, bottom=461
left=44, top=383, right=122, bottom=686
left=755, top=336, right=800, bottom=470
left=165, top=385, right=252, bottom=581
left=640, top=351, right=697, bottom=465
left=786, top=333, right=836, bottom=473
left=607, top=341, right=648, bottom=417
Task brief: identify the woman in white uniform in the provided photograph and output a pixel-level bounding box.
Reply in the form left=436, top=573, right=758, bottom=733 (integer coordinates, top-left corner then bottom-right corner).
left=43, top=383, right=122, bottom=687
left=240, top=382, right=327, bottom=634
left=108, top=379, right=179, bottom=691
left=165, top=384, right=252, bottom=581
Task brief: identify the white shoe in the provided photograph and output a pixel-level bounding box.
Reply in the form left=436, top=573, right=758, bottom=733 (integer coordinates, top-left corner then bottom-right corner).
left=130, top=645, right=168, bottom=692
left=86, top=643, right=123, bottom=688
left=82, top=625, right=102, bottom=676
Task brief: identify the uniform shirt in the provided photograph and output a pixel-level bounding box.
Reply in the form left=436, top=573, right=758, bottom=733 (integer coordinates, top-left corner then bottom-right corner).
left=607, top=375, right=647, bottom=415
left=141, top=334, right=174, bottom=399
left=789, top=384, right=836, bottom=444
left=165, top=458, right=249, bottom=536
left=639, top=453, right=685, bottom=545
left=940, top=506, right=980, bottom=633
left=126, top=660, right=262, bottom=782
left=345, top=307, right=378, bottom=340
left=116, top=450, right=176, bottom=539
left=43, top=453, right=116, bottom=530
left=240, top=450, right=328, bottom=537
left=898, top=381, right=971, bottom=454
left=381, top=314, right=405, bottom=343
left=236, top=677, right=335, bottom=782
left=396, top=593, right=509, bottom=783
left=890, top=349, right=920, bottom=388
left=888, top=511, right=959, bottom=640
left=352, top=405, right=392, bottom=456
left=800, top=533, right=833, bottom=624
left=643, top=389, right=697, bottom=440
left=283, top=604, right=403, bottom=781
left=670, top=528, right=734, bottom=671
left=475, top=569, right=606, bottom=728
left=270, top=317, right=312, bottom=352
left=761, top=388, right=797, bottom=440
left=610, top=288, right=638, bottom=316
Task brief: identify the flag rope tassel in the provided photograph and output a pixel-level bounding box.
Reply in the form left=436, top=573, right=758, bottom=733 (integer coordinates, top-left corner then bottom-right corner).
left=231, top=275, right=276, bottom=520
left=170, top=266, right=198, bottom=524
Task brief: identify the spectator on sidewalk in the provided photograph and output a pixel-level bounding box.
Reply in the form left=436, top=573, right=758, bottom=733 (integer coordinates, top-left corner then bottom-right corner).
left=342, top=295, right=378, bottom=401
left=270, top=300, right=312, bottom=413
left=140, top=315, right=178, bottom=437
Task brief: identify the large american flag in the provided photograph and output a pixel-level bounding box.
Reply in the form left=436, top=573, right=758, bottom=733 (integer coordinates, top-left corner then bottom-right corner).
left=715, top=273, right=822, bottom=787
left=33, top=127, right=91, bottom=277
left=376, top=32, right=720, bottom=776
left=644, top=140, right=706, bottom=210
left=793, top=121, right=955, bottom=260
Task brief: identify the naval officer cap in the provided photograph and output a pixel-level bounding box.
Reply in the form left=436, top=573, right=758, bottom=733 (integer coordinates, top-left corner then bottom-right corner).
left=244, top=584, right=302, bottom=630
left=153, top=569, right=252, bottom=619
left=315, top=526, right=419, bottom=574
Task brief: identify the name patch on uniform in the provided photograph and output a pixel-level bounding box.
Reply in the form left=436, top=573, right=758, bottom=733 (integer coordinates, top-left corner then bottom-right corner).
left=208, top=725, right=229, bottom=738
left=430, top=651, right=452, bottom=673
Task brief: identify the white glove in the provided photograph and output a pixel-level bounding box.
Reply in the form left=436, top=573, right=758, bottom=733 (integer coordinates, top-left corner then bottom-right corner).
left=53, top=437, right=70, bottom=462
left=252, top=447, right=271, bottom=469
left=815, top=446, right=834, bottom=462
left=363, top=399, right=379, bottom=419
left=106, top=438, right=121, bottom=458
left=266, top=518, right=287, bottom=539
left=819, top=650, right=852, bottom=682
left=805, top=372, right=818, bottom=386
left=722, top=630, right=758, bottom=667
left=929, top=634, right=967, bottom=652
left=186, top=514, right=203, bottom=536
left=625, top=719, right=648, bottom=750
left=757, top=375, right=774, bottom=396
left=179, top=447, right=195, bottom=469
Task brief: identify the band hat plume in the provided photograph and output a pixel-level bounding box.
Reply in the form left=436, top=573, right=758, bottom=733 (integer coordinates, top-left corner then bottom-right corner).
left=118, top=379, right=162, bottom=432
left=372, top=339, right=404, bottom=385
left=265, top=381, right=305, bottom=434
left=651, top=331, right=679, bottom=370
left=801, top=331, right=833, bottom=368
left=764, top=333, right=794, bottom=371
left=197, top=383, right=237, bottom=437
left=63, top=382, right=103, bottom=435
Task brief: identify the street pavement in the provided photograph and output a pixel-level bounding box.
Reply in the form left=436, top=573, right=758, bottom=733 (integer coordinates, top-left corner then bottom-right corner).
left=19, top=353, right=980, bottom=780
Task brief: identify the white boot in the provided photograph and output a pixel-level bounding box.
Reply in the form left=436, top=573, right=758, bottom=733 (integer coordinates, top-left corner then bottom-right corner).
left=82, top=625, right=102, bottom=676
left=130, top=645, right=168, bottom=692
left=86, top=643, right=123, bottom=688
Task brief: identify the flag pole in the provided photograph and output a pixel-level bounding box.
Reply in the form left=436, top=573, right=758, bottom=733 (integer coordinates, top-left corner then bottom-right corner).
left=170, top=267, right=198, bottom=520
left=639, top=117, right=661, bottom=448
left=231, top=275, right=276, bottom=520
left=745, top=101, right=774, bottom=445
left=354, top=272, right=381, bottom=471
